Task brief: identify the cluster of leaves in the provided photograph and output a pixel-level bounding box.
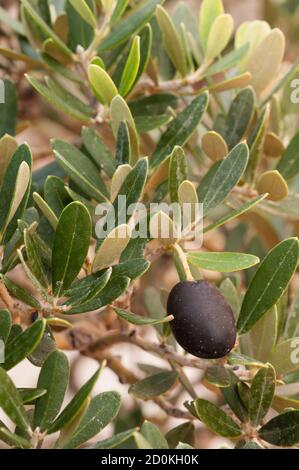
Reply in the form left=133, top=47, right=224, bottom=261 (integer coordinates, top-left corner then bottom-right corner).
left=0, top=0, right=299, bottom=449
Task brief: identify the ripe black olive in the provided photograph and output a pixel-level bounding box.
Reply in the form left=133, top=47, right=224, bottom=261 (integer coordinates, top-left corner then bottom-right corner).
left=167, top=280, right=236, bottom=359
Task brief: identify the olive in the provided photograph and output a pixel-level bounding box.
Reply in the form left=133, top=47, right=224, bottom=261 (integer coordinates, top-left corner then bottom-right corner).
left=167, top=280, right=236, bottom=359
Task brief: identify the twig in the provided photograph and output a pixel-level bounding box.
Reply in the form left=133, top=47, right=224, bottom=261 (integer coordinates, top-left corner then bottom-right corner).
left=86, top=348, right=194, bottom=420
left=57, top=326, right=214, bottom=370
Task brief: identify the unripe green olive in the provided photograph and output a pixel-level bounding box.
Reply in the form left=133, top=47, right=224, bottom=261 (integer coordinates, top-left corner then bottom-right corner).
left=167, top=280, right=236, bottom=359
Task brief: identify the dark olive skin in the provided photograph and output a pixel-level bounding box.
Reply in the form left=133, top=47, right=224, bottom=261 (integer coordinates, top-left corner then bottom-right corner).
left=167, top=280, right=236, bottom=359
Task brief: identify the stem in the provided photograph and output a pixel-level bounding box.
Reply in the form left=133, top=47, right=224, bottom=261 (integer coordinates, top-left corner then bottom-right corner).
left=85, top=12, right=112, bottom=59
left=87, top=348, right=194, bottom=420
left=56, top=326, right=214, bottom=370
left=171, top=243, right=194, bottom=282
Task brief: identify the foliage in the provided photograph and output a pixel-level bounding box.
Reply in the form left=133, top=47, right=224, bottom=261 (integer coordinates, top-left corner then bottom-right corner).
left=0, top=0, right=298, bottom=449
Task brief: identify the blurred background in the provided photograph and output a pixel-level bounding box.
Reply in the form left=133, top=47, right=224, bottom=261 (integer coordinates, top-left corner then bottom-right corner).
left=0, top=0, right=299, bottom=449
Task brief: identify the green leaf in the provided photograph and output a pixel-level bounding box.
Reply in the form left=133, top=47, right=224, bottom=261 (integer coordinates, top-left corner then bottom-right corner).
left=26, top=75, right=92, bottom=122
left=68, top=0, right=96, bottom=28
left=135, top=114, right=171, bottom=134
left=277, top=130, right=299, bottom=180
left=53, top=139, right=110, bottom=201
left=18, top=248, right=50, bottom=301
left=0, top=6, right=25, bottom=35
left=65, top=276, right=130, bottom=314
left=249, top=365, right=276, bottom=426
left=221, top=371, right=248, bottom=423
left=220, top=278, right=241, bottom=319
left=6, top=324, right=22, bottom=345
left=88, top=64, right=118, bottom=104
left=190, top=398, right=242, bottom=438
left=0, top=134, right=18, bottom=183
left=0, top=427, right=30, bottom=448
left=151, top=93, right=209, bottom=168
left=129, top=371, right=177, bottom=399
left=141, top=420, right=168, bottom=449
left=197, top=160, right=221, bottom=201
left=62, top=392, right=121, bottom=448
left=33, top=192, right=58, bottom=229
left=34, top=350, right=70, bottom=432
left=249, top=306, right=278, bottom=362
left=99, top=0, right=163, bottom=51
left=129, top=93, right=179, bottom=116
left=1, top=275, right=41, bottom=310
left=165, top=422, right=195, bottom=449
left=205, top=14, right=233, bottom=61
left=236, top=440, right=263, bottom=449
left=199, top=0, right=224, bottom=53
left=205, top=365, right=232, bottom=388
left=33, top=160, right=65, bottom=192
left=221, top=388, right=248, bottom=423
left=188, top=252, right=259, bottom=273
left=28, top=327, right=56, bottom=367
left=115, top=121, right=130, bottom=167
left=24, top=229, right=49, bottom=288
left=111, top=157, right=148, bottom=226
left=65, top=268, right=112, bottom=307
left=81, top=127, right=115, bottom=177
left=237, top=238, right=299, bottom=334
left=45, top=77, right=93, bottom=118
left=3, top=161, right=31, bottom=234
left=92, top=224, right=131, bottom=272
left=168, top=146, right=187, bottom=203
left=91, top=428, right=138, bottom=449
left=134, top=23, right=152, bottom=88
left=52, top=202, right=91, bottom=296
left=0, top=368, right=30, bottom=431
left=48, top=366, right=103, bottom=434
left=222, top=87, right=255, bottom=150
left=44, top=175, right=72, bottom=217
left=110, top=95, right=139, bottom=165
left=134, top=432, right=152, bottom=449
left=237, top=382, right=251, bottom=411
left=202, top=143, right=248, bottom=215
left=18, top=388, right=47, bottom=405
left=0, top=144, right=32, bottom=243
left=119, top=36, right=141, bottom=97
left=260, top=194, right=299, bottom=221
left=284, top=289, right=299, bottom=339
left=228, top=352, right=267, bottom=368
left=204, top=43, right=250, bottom=77
left=269, top=338, right=299, bottom=375
left=66, top=0, right=94, bottom=51
left=0, top=309, right=11, bottom=344
left=65, top=259, right=149, bottom=298
left=22, top=0, right=73, bottom=59
left=111, top=0, right=129, bottom=23
left=259, top=411, right=299, bottom=446
left=113, top=307, right=173, bottom=326
left=3, top=319, right=46, bottom=371
left=203, top=195, right=267, bottom=234
left=247, top=107, right=269, bottom=183
left=0, top=79, right=17, bottom=138
left=272, top=394, right=299, bottom=412
left=156, top=5, right=187, bottom=76
left=36, top=0, right=52, bottom=26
